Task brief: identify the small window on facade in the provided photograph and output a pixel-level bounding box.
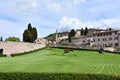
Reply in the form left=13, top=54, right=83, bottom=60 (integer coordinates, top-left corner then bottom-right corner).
left=105, top=44, right=107, bottom=47
left=104, top=38, right=106, bottom=41
left=114, top=37, right=118, bottom=40
left=97, top=34, right=99, bottom=36
left=110, top=43, right=113, bottom=47
left=106, top=33, right=108, bottom=36
left=115, top=43, right=118, bottom=46
left=109, top=33, right=111, bottom=35
left=103, top=33, right=105, bottom=36
left=103, top=44, right=105, bottom=46
left=98, top=39, right=100, bottom=41
left=109, top=38, right=112, bottom=40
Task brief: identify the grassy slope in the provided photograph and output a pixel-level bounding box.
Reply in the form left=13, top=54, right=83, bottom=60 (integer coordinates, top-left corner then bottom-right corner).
left=0, top=48, right=120, bottom=75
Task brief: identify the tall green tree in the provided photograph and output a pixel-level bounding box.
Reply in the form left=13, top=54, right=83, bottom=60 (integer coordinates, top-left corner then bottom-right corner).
left=84, top=27, right=88, bottom=36
left=28, top=23, right=33, bottom=32
left=28, top=23, right=34, bottom=38
left=81, top=28, right=84, bottom=35
left=68, top=32, right=71, bottom=43
left=23, top=29, right=33, bottom=42
left=70, top=29, right=76, bottom=37
left=0, top=37, right=3, bottom=41
left=33, top=27, right=38, bottom=41
left=23, top=23, right=38, bottom=43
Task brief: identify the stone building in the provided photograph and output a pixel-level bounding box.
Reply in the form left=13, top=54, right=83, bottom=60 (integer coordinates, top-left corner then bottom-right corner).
left=75, top=29, right=81, bottom=38
left=89, top=30, right=120, bottom=49
left=57, top=32, right=69, bottom=42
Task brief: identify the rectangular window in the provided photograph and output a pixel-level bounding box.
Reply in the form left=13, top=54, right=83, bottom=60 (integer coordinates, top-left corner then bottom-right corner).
left=110, top=43, right=113, bottom=47
left=105, top=44, right=107, bottom=47
left=97, top=34, right=99, bottom=37
left=114, top=37, right=118, bottom=40
left=103, top=38, right=104, bottom=41
left=98, top=39, right=100, bottom=41
left=103, top=33, right=105, bottom=36
left=104, top=38, right=106, bottom=41
left=109, top=33, right=111, bottom=35
left=115, top=32, right=117, bottom=35
left=115, top=43, right=118, bottom=46
left=106, top=33, right=108, bottom=36
left=109, top=38, right=112, bottom=41
left=103, top=38, right=107, bottom=41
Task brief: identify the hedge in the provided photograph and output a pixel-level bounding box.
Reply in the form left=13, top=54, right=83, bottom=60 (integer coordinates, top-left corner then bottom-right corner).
left=0, top=47, right=46, bottom=57
left=52, top=46, right=120, bottom=54
left=0, top=73, right=120, bottom=80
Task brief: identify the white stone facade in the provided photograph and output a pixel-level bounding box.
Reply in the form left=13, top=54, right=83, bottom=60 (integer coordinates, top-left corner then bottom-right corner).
left=90, top=30, right=120, bottom=49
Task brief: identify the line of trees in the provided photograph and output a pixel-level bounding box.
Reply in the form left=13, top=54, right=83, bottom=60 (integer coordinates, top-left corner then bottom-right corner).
left=23, top=23, right=38, bottom=43
left=68, top=27, right=88, bottom=43
left=81, top=27, right=88, bottom=36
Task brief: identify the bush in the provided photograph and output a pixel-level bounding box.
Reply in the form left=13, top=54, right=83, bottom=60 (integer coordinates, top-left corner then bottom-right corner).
left=0, top=73, right=120, bottom=80
left=52, top=46, right=120, bottom=54
left=6, top=37, right=20, bottom=42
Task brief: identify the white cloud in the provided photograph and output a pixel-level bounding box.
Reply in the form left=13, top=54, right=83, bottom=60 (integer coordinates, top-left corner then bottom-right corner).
left=46, top=3, right=61, bottom=12
left=73, top=0, right=85, bottom=4
left=99, top=18, right=120, bottom=29
left=44, top=0, right=85, bottom=12
left=11, top=0, right=41, bottom=15
left=59, top=17, right=120, bottom=31
left=89, top=1, right=120, bottom=15
left=59, top=17, right=84, bottom=30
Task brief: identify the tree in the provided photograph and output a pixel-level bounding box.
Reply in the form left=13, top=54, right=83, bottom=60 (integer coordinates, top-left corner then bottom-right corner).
left=28, top=23, right=34, bottom=38
left=33, top=27, right=38, bottom=41
left=70, top=29, right=76, bottom=37
left=28, top=23, right=33, bottom=32
left=6, top=37, right=20, bottom=42
left=84, top=27, right=88, bottom=36
left=68, top=32, right=71, bottom=43
left=109, top=28, right=112, bottom=31
left=23, top=23, right=38, bottom=43
left=0, top=37, right=3, bottom=41
left=81, top=28, right=84, bottom=35
left=23, top=29, right=33, bottom=42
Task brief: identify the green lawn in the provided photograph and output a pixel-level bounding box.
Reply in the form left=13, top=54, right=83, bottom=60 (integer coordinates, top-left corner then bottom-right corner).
left=0, top=48, right=120, bottom=75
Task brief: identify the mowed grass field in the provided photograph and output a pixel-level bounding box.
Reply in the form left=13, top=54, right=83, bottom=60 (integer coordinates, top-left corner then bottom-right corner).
left=0, top=48, right=120, bottom=75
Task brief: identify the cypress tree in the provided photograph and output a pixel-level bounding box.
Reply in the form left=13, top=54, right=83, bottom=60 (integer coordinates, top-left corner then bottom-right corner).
left=0, top=37, right=3, bottom=41
left=23, top=29, right=33, bottom=42
left=23, top=23, right=38, bottom=43
left=81, top=28, right=84, bottom=35
left=28, top=23, right=34, bottom=38
left=68, top=32, right=71, bottom=43
left=70, top=29, right=76, bottom=37
left=33, top=27, right=38, bottom=41
left=84, top=27, right=88, bottom=36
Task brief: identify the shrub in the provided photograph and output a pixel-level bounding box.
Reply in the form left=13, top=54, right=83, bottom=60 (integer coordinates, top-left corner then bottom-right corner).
left=6, top=37, right=20, bottom=42
left=0, top=73, right=120, bottom=80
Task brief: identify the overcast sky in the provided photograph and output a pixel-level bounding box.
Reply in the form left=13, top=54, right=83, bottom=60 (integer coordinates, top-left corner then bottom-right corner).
left=0, top=0, right=120, bottom=40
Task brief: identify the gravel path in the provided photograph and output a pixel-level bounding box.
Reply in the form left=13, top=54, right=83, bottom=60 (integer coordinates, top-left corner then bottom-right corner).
left=0, top=42, right=46, bottom=55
